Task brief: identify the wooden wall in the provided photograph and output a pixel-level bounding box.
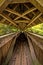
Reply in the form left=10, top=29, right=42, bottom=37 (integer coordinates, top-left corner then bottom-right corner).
left=0, top=33, right=16, bottom=64
left=27, top=33, right=43, bottom=65
left=32, top=41, right=43, bottom=65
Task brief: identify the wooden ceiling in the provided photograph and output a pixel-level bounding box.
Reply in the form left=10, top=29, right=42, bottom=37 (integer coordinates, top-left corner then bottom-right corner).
left=0, top=0, right=43, bottom=30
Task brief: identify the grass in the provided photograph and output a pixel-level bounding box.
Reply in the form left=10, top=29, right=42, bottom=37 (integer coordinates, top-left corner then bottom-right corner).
left=26, top=23, right=43, bottom=36
left=0, top=23, right=43, bottom=36
left=0, top=23, right=20, bottom=36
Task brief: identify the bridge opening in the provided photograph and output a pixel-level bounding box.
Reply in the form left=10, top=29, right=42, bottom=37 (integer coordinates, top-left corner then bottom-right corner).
left=16, top=32, right=27, bottom=42
left=13, top=32, right=28, bottom=51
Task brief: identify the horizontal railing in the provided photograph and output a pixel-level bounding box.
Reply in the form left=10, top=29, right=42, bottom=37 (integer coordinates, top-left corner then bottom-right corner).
left=27, top=32, right=43, bottom=65
left=0, top=32, right=19, bottom=48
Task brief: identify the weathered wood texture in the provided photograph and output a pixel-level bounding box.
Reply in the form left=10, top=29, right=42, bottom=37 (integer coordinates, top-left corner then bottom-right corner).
left=0, top=33, right=18, bottom=64
left=0, top=32, right=43, bottom=65
left=27, top=32, right=43, bottom=65
left=0, top=1, right=43, bottom=30
left=0, top=40, right=12, bottom=64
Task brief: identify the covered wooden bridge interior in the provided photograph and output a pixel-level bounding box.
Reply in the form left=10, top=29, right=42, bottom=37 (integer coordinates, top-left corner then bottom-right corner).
left=0, top=0, right=43, bottom=65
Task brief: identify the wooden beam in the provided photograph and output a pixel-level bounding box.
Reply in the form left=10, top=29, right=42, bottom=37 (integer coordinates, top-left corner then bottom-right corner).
left=13, top=4, right=19, bottom=10
left=22, top=7, right=36, bottom=16
left=24, top=4, right=43, bottom=24
left=39, top=16, right=43, bottom=23
left=14, top=20, right=30, bottom=23
left=11, top=0, right=29, bottom=3
left=0, top=0, right=5, bottom=7
left=28, top=32, right=43, bottom=39
left=24, top=4, right=42, bottom=27
left=28, top=34, right=43, bottom=50
left=29, top=0, right=43, bottom=13
left=36, top=0, right=43, bottom=7
left=0, top=0, right=12, bottom=13
left=0, top=0, right=20, bottom=12
left=5, top=8, right=30, bottom=20
left=26, top=13, right=42, bottom=28
left=18, top=23, right=26, bottom=30
left=32, top=11, right=43, bottom=23
left=27, top=33, right=43, bottom=65
left=14, top=7, right=36, bottom=20
left=27, top=36, right=41, bottom=65
left=25, top=19, right=42, bottom=30
left=24, top=4, right=29, bottom=9
left=2, top=34, right=18, bottom=65
left=24, top=13, right=42, bottom=30
left=0, top=13, right=17, bottom=27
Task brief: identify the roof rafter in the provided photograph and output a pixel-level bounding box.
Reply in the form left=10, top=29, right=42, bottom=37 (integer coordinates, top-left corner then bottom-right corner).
left=0, top=13, right=17, bottom=27
left=14, top=7, right=36, bottom=20
left=27, top=13, right=42, bottom=26
left=29, top=0, right=43, bottom=13
left=0, top=1, right=43, bottom=30
left=14, top=20, right=30, bottom=23
left=24, top=13, right=42, bottom=29
left=5, top=8, right=30, bottom=21
left=0, top=0, right=12, bottom=13
left=22, top=7, right=36, bottom=16
left=39, top=17, right=43, bottom=23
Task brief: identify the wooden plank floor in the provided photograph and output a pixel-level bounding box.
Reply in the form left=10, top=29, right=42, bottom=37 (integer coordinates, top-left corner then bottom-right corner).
left=8, top=41, right=33, bottom=65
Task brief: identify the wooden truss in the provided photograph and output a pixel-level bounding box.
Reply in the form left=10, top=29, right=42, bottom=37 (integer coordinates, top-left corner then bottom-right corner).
left=0, top=0, right=43, bottom=30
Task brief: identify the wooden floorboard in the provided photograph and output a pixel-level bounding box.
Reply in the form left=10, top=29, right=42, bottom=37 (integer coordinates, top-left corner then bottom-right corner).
left=8, top=41, right=33, bottom=65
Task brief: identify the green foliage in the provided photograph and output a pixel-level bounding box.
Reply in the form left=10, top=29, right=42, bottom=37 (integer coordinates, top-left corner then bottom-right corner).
left=0, top=23, right=20, bottom=36
left=26, top=23, right=43, bottom=36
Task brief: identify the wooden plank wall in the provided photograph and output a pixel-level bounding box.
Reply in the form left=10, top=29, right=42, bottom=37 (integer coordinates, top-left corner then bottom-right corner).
left=27, top=33, right=43, bottom=65
left=0, top=33, right=16, bottom=64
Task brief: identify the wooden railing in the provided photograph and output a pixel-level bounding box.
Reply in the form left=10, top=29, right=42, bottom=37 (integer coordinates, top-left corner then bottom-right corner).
left=27, top=32, right=43, bottom=65
left=0, top=32, right=19, bottom=65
